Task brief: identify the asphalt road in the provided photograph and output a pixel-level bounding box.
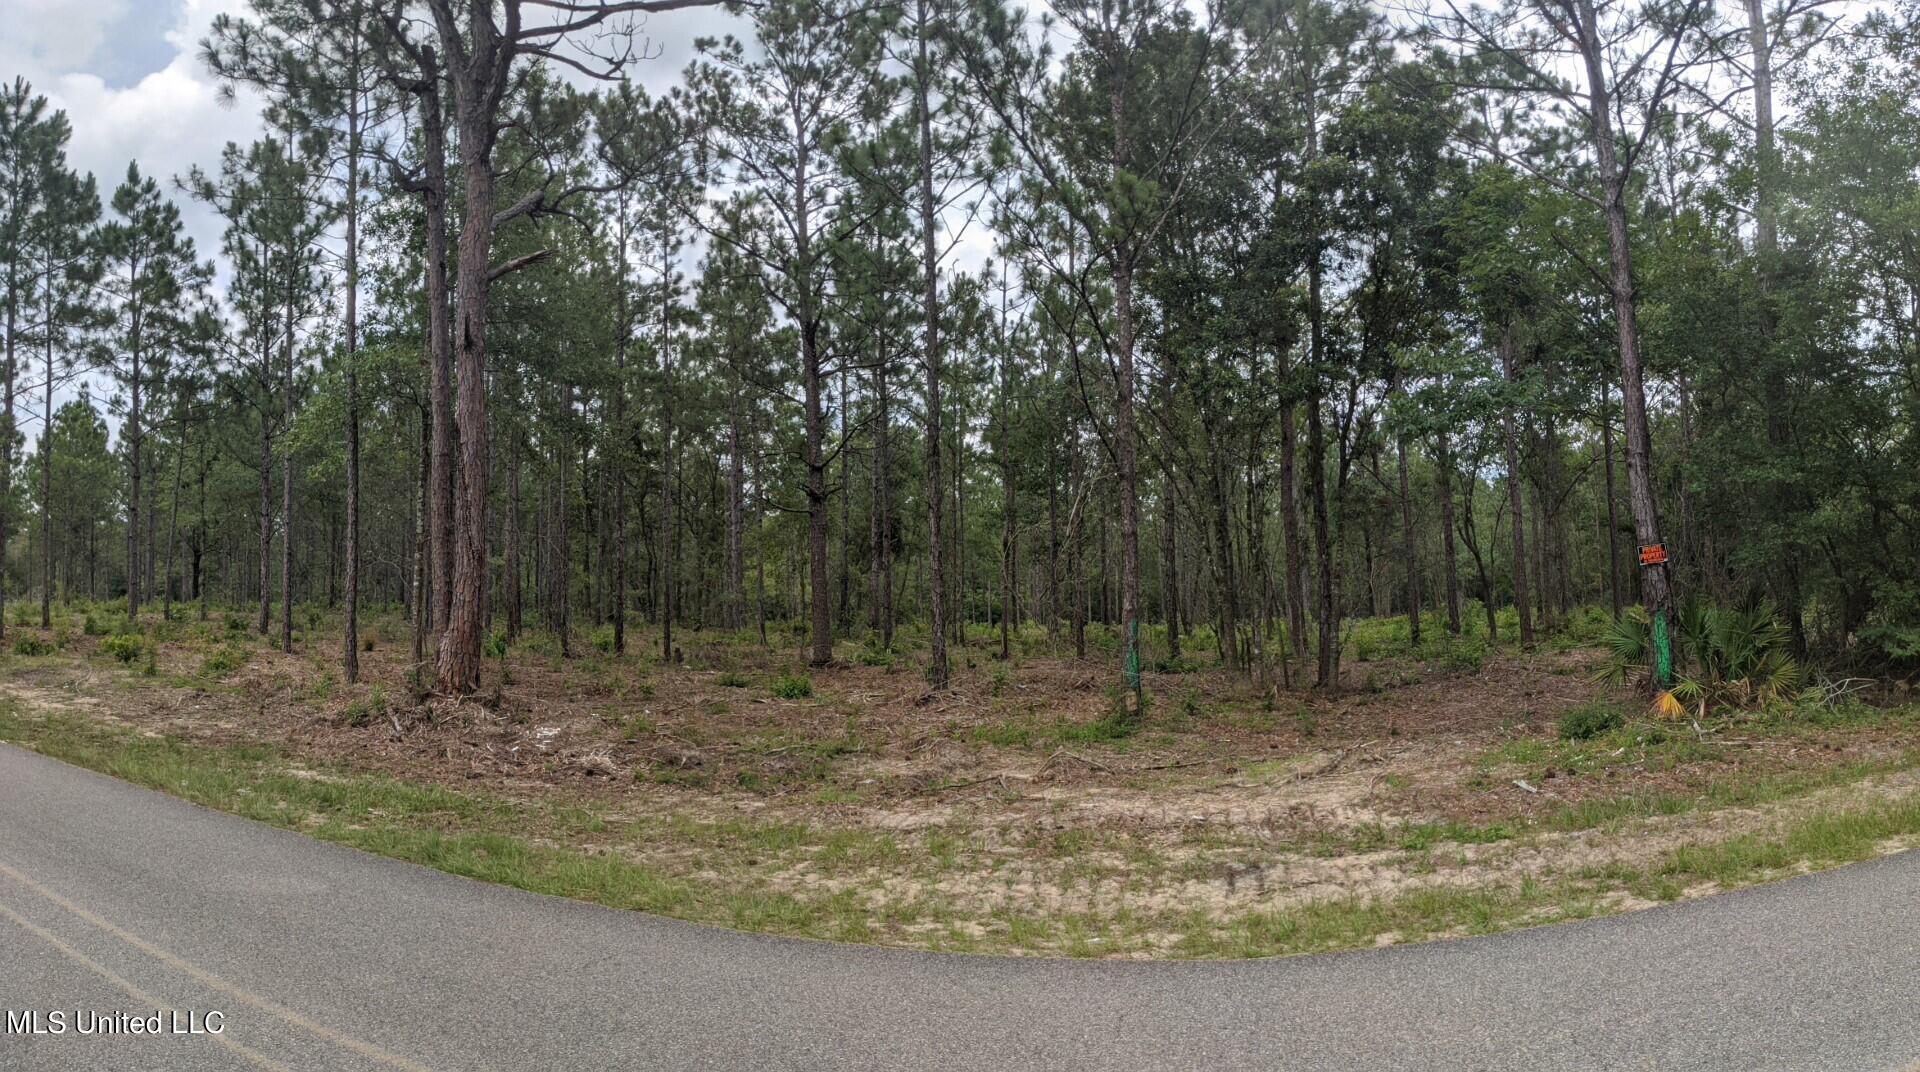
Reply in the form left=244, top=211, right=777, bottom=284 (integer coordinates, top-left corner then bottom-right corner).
left=3, top=741, right=1918, bottom=1072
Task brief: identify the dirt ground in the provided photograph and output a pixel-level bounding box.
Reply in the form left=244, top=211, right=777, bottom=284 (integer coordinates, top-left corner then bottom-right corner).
left=5, top=612, right=1917, bottom=956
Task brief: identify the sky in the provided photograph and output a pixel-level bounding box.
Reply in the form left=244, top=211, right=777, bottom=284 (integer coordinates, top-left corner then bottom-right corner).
left=0, top=0, right=757, bottom=439
left=0, top=0, right=747, bottom=266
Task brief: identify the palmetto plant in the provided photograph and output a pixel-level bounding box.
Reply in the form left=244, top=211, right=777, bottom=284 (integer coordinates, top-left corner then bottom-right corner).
left=1596, top=602, right=1806, bottom=717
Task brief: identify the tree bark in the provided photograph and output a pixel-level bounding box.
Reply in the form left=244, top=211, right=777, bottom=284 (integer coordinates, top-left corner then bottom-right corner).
left=281, top=208, right=297, bottom=655
left=1435, top=432, right=1462, bottom=634
left=1395, top=428, right=1421, bottom=643
left=342, top=70, right=362, bottom=681
left=420, top=81, right=455, bottom=642
left=434, top=60, right=501, bottom=695
left=1280, top=401, right=1307, bottom=660
left=258, top=366, right=273, bottom=636
left=1573, top=0, right=1676, bottom=635
left=917, top=0, right=948, bottom=687
left=1498, top=319, right=1535, bottom=646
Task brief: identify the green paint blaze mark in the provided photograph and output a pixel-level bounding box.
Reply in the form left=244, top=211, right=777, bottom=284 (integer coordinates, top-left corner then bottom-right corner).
left=1652, top=609, right=1673, bottom=686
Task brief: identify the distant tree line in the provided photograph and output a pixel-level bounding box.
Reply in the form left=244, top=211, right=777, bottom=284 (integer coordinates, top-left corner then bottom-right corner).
left=0, top=0, right=1915, bottom=702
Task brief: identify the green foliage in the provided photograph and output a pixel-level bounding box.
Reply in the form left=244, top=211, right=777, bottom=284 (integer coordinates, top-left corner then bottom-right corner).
left=1599, top=603, right=1806, bottom=715
left=1174, top=687, right=1204, bottom=722
left=199, top=645, right=249, bottom=679
left=770, top=674, right=814, bottom=700
left=1856, top=625, right=1920, bottom=676
left=11, top=633, right=54, bottom=656
left=1054, top=710, right=1138, bottom=744
left=1557, top=701, right=1626, bottom=741
left=102, top=634, right=143, bottom=664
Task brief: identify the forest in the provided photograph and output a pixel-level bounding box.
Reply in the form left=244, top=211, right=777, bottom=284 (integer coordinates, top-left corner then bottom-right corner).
left=1, top=0, right=1917, bottom=713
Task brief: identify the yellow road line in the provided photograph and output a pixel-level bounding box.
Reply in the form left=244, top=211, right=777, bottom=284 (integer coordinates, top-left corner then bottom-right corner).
left=0, top=859, right=438, bottom=1072
left=0, top=898, right=294, bottom=1072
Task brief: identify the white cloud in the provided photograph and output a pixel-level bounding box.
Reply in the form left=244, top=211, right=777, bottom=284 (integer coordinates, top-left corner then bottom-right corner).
left=0, top=0, right=130, bottom=72
left=2, top=0, right=264, bottom=263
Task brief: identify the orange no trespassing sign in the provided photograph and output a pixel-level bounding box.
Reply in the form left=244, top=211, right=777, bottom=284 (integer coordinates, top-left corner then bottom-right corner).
left=1639, top=543, right=1669, bottom=567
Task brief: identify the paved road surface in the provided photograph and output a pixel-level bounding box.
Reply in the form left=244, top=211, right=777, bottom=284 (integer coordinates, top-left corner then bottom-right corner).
left=3, top=742, right=1917, bottom=1071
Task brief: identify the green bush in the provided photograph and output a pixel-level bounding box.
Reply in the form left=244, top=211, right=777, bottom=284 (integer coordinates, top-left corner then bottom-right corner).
left=102, top=634, right=144, bottom=664
left=483, top=630, right=509, bottom=658
left=1598, top=601, right=1805, bottom=714
left=770, top=673, right=813, bottom=700
left=1432, top=635, right=1490, bottom=673
left=1857, top=624, right=1920, bottom=675
left=1558, top=700, right=1626, bottom=741
left=715, top=671, right=751, bottom=688
left=199, top=645, right=249, bottom=679
left=11, top=633, right=53, bottom=656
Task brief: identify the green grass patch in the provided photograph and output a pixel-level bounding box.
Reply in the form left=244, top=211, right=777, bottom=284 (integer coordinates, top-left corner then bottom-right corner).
left=7, top=687, right=1920, bottom=961
left=770, top=673, right=813, bottom=700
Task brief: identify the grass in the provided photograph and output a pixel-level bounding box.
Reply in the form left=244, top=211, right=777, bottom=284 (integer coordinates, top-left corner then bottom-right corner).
left=0, top=701, right=892, bottom=944
left=7, top=603, right=1920, bottom=960
left=5, top=694, right=1918, bottom=960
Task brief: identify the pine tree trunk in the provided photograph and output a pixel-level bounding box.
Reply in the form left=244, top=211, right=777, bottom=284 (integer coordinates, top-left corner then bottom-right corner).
left=875, top=361, right=894, bottom=649
left=1573, top=0, right=1675, bottom=637
left=281, top=240, right=296, bottom=654
left=434, top=106, right=497, bottom=695
left=342, top=73, right=363, bottom=681
left=1163, top=486, right=1185, bottom=662
left=728, top=404, right=745, bottom=631
left=127, top=303, right=143, bottom=620
left=1280, top=401, right=1307, bottom=660
left=1435, top=432, right=1463, bottom=634
left=258, top=386, right=273, bottom=637
left=1396, top=431, right=1421, bottom=643
left=506, top=433, right=522, bottom=640
left=40, top=294, right=53, bottom=628
left=916, top=0, right=948, bottom=684
left=1498, top=319, right=1535, bottom=646
left=421, top=87, right=456, bottom=645
left=165, top=410, right=183, bottom=620
left=1109, top=66, right=1145, bottom=715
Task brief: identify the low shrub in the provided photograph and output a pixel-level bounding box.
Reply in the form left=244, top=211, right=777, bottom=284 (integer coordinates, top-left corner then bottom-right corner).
left=199, top=645, right=249, bottom=679
left=11, top=633, right=53, bottom=656
left=1558, top=700, right=1626, bottom=741
left=102, top=634, right=143, bottom=664
left=770, top=673, right=813, bottom=700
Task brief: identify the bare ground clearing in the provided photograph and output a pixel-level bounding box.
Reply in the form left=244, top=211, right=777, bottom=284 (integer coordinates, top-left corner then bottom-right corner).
left=3, top=613, right=1916, bottom=957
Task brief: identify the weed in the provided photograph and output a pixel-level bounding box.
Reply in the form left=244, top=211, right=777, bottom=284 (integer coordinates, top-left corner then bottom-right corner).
left=10, top=634, right=53, bottom=657
left=771, top=673, right=814, bottom=700
left=1558, top=700, right=1627, bottom=741
left=199, top=645, right=250, bottom=679
left=1175, top=687, right=1204, bottom=723
left=101, top=634, right=143, bottom=664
